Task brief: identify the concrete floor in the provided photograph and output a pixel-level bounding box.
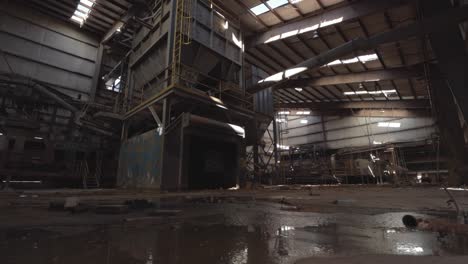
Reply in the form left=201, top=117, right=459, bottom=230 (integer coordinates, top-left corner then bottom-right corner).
left=1, top=186, right=467, bottom=263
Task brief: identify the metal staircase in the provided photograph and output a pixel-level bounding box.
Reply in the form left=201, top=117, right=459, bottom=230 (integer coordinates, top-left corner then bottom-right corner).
left=74, top=159, right=100, bottom=189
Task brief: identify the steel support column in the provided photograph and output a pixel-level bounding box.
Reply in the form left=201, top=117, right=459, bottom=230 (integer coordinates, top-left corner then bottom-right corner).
left=431, top=77, right=468, bottom=185
left=90, top=44, right=104, bottom=102
left=421, top=0, right=468, bottom=122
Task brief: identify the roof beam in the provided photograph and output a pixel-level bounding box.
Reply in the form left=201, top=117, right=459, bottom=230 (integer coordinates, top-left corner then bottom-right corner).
left=272, top=67, right=422, bottom=91
left=248, top=5, right=468, bottom=93
left=101, top=4, right=142, bottom=44
left=275, top=100, right=430, bottom=110
left=285, top=109, right=430, bottom=118
left=339, top=109, right=430, bottom=118
left=246, top=0, right=412, bottom=49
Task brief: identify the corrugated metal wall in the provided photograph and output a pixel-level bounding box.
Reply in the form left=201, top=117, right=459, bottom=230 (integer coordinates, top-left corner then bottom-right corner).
left=129, top=0, right=171, bottom=96
left=272, top=114, right=437, bottom=150
left=0, top=1, right=100, bottom=101
left=191, top=0, right=242, bottom=64
left=117, top=129, right=163, bottom=189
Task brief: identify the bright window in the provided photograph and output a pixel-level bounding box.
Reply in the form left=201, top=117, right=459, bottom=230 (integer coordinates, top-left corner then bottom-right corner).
left=106, top=76, right=122, bottom=93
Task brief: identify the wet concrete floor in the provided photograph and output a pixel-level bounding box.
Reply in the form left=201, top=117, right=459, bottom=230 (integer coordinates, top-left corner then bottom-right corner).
left=1, top=200, right=468, bottom=264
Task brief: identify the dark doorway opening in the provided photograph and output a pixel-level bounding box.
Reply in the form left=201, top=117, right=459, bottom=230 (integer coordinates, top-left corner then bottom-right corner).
left=188, top=136, right=237, bottom=190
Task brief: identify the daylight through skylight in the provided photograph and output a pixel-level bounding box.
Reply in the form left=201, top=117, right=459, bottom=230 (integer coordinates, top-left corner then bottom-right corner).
left=71, top=0, right=95, bottom=26
left=251, top=0, right=289, bottom=16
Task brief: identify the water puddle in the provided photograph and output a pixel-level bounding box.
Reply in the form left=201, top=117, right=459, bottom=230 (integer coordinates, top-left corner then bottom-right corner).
left=1, top=201, right=467, bottom=264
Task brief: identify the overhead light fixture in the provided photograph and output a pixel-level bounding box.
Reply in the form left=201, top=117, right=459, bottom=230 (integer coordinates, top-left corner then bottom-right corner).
left=295, top=87, right=303, bottom=92
left=278, top=111, right=290, bottom=115
left=34, top=136, right=43, bottom=140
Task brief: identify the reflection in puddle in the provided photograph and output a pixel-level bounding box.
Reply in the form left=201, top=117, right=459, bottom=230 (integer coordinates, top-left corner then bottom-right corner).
left=1, top=202, right=468, bottom=264
left=396, top=243, right=424, bottom=254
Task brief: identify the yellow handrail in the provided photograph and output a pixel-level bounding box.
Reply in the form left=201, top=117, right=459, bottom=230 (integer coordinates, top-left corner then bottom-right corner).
left=171, top=0, right=193, bottom=85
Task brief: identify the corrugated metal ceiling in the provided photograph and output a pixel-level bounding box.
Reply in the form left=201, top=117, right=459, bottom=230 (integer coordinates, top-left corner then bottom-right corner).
left=23, top=0, right=433, bottom=104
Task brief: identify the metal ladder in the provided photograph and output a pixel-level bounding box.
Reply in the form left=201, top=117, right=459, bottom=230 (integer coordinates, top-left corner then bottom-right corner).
left=172, top=0, right=193, bottom=85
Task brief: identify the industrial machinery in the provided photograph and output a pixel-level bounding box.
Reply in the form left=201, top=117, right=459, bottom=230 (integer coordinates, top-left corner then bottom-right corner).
left=113, top=0, right=271, bottom=190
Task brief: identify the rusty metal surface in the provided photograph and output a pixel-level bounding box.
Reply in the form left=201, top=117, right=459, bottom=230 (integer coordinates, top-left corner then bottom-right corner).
left=117, top=129, right=162, bottom=189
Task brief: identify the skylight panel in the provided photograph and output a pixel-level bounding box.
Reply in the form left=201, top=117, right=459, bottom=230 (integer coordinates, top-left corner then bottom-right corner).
left=77, top=4, right=91, bottom=13
left=70, top=0, right=95, bottom=26
left=71, top=15, right=84, bottom=24
left=80, top=0, right=95, bottom=7
left=251, top=4, right=269, bottom=15
left=266, top=0, right=288, bottom=9
left=325, top=53, right=379, bottom=67
left=343, top=90, right=397, bottom=96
